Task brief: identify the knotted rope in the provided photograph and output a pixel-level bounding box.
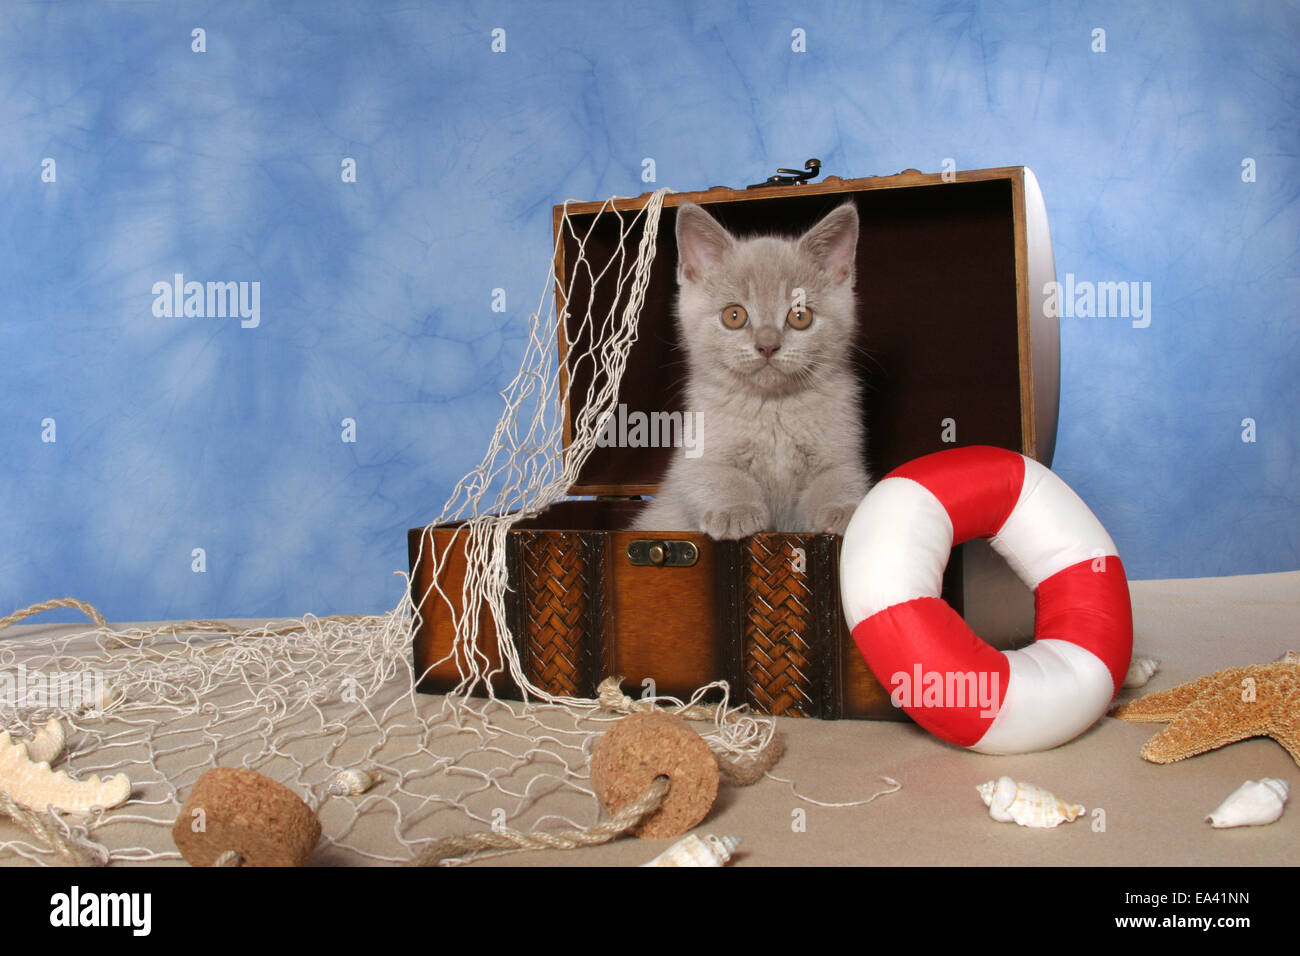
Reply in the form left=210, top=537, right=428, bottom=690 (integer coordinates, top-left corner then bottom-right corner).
left=594, top=677, right=786, bottom=785
left=410, top=774, right=672, bottom=866
left=410, top=680, right=788, bottom=866
left=0, top=791, right=107, bottom=866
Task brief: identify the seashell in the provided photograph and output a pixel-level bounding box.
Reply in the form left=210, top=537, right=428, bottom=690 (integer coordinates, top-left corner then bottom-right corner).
left=977, top=776, right=1084, bottom=828
left=327, top=768, right=378, bottom=797
left=0, top=730, right=130, bottom=813
left=1123, top=656, right=1160, bottom=688
left=640, top=833, right=741, bottom=867
left=23, top=718, right=66, bottom=766
left=1277, top=650, right=1299, bottom=665
left=1205, top=778, right=1289, bottom=828
left=94, top=682, right=125, bottom=713
left=73, top=681, right=123, bottom=717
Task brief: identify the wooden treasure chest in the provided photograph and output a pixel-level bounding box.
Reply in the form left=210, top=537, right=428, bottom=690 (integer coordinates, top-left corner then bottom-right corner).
left=409, top=165, right=1059, bottom=719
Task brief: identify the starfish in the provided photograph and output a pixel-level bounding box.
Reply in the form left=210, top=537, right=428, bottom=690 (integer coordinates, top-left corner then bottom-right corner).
left=1111, top=651, right=1299, bottom=767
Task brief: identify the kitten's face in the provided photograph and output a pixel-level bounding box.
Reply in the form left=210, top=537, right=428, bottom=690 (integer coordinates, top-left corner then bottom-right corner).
left=674, top=202, right=859, bottom=397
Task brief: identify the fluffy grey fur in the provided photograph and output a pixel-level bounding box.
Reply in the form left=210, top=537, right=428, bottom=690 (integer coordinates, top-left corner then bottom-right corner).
left=632, top=201, right=871, bottom=539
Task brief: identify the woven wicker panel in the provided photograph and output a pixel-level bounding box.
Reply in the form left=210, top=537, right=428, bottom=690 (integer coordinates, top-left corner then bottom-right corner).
left=518, top=532, right=588, bottom=697
left=743, top=534, right=815, bottom=716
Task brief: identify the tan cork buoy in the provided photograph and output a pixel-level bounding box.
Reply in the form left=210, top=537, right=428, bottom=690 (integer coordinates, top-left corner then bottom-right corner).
left=173, top=767, right=321, bottom=867
left=589, top=711, right=719, bottom=839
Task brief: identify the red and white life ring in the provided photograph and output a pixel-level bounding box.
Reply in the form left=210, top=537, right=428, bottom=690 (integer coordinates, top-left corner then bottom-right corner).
left=840, top=445, right=1132, bottom=753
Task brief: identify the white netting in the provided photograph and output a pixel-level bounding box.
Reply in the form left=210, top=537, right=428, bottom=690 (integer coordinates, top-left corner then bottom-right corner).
left=0, top=187, right=779, bottom=866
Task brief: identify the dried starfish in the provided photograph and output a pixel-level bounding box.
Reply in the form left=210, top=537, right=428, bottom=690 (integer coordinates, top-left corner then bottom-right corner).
left=1112, top=651, right=1299, bottom=766
left=24, top=718, right=66, bottom=766
left=0, top=730, right=131, bottom=813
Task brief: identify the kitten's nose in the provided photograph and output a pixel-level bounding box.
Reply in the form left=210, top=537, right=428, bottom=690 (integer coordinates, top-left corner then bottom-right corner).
left=755, top=343, right=781, bottom=359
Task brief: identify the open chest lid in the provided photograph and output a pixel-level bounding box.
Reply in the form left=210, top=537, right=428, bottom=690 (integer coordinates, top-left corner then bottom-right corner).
left=553, top=166, right=1059, bottom=498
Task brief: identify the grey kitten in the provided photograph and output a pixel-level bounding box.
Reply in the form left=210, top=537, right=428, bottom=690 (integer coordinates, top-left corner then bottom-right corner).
left=632, top=201, right=870, bottom=539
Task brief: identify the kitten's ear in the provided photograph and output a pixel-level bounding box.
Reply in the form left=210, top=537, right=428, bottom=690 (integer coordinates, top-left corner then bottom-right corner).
left=799, top=203, right=859, bottom=285
left=675, top=202, right=734, bottom=284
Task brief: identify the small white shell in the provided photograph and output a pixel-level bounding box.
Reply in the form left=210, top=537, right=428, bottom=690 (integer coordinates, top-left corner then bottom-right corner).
left=1122, top=656, right=1161, bottom=688
left=327, top=768, right=378, bottom=797
left=72, top=681, right=123, bottom=717
left=24, top=718, right=66, bottom=766
left=0, top=730, right=130, bottom=813
left=1205, top=778, right=1289, bottom=828
left=640, top=833, right=741, bottom=867
left=95, top=682, right=125, bottom=713
left=977, top=776, right=1084, bottom=828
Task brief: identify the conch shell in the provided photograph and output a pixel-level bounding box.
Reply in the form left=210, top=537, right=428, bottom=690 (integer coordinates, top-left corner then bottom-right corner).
left=978, top=776, right=1084, bottom=828
left=327, top=768, right=379, bottom=797
left=1123, top=656, right=1160, bottom=688
left=640, top=833, right=740, bottom=867
left=1205, top=778, right=1289, bottom=828
left=0, top=729, right=130, bottom=813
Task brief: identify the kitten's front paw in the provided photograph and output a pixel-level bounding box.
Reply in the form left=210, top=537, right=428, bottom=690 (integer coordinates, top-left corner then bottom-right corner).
left=813, top=502, right=859, bottom=536
left=700, top=503, right=769, bottom=540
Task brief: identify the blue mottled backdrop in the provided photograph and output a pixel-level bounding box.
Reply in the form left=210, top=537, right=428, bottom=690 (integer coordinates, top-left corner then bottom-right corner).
left=1, top=0, right=1296, bottom=622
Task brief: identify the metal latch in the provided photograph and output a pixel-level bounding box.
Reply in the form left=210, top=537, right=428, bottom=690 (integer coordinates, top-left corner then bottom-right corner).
left=747, top=158, right=822, bottom=189
left=626, top=539, right=699, bottom=567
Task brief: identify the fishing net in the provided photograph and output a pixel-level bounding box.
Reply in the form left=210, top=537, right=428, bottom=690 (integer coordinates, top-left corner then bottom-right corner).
left=0, top=187, right=782, bottom=866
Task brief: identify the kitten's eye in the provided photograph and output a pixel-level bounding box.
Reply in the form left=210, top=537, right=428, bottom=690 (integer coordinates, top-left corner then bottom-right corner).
left=786, top=305, right=814, bottom=330
left=720, top=304, right=749, bottom=329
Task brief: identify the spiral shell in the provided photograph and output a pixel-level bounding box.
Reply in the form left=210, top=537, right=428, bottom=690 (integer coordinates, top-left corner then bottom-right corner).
left=1205, top=778, right=1289, bottom=828
left=640, top=833, right=741, bottom=867
left=977, top=777, right=1084, bottom=828
left=1122, top=656, right=1160, bottom=688
left=327, top=768, right=378, bottom=797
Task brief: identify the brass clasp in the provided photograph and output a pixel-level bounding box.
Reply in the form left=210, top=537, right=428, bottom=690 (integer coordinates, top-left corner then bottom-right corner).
left=626, top=539, right=699, bottom=568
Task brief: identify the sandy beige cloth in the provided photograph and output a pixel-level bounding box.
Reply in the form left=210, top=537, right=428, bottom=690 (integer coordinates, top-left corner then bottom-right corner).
left=2, top=570, right=1296, bottom=866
